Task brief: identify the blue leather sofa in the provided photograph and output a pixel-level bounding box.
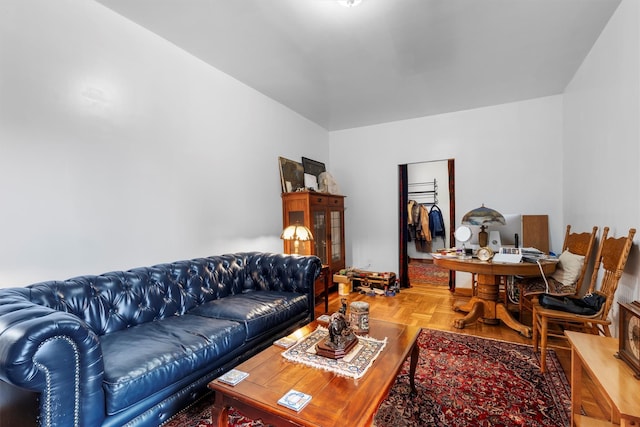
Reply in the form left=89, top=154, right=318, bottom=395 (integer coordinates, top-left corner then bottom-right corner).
left=0, top=252, right=321, bottom=426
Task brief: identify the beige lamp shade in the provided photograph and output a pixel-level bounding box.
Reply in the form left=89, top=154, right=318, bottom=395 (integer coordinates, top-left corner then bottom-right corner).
left=280, top=225, right=314, bottom=241
left=281, top=224, right=314, bottom=254
left=461, top=204, right=505, bottom=247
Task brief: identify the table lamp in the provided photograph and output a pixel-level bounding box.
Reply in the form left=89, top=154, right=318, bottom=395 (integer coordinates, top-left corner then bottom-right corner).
left=281, top=224, right=314, bottom=255
left=461, top=204, right=506, bottom=247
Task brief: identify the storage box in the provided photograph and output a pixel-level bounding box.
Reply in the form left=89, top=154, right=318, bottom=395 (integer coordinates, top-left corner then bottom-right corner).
left=333, top=274, right=350, bottom=284
left=334, top=274, right=352, bottom=295
left=351, top=271, right=396, bottom=291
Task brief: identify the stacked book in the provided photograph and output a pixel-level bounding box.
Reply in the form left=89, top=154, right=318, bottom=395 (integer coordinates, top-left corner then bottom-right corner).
left=521, top=247, right=548, bottom=263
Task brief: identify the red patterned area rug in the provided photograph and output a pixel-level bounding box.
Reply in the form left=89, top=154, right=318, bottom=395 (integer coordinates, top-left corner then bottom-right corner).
left=163, top=329, right=570, bottom=427
left=374, top=329, right=571, bottom=426
left=408, top=260, right=450, bottom=286
left=163, top=403, right=265, bottom=427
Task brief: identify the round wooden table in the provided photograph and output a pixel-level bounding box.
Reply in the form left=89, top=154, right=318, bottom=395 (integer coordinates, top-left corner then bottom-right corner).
left=433, top=256, right=557, bottom=337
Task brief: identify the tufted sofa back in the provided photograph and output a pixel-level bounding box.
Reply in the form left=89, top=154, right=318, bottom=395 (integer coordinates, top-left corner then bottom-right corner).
left=14, top=252, right=319, bottom=336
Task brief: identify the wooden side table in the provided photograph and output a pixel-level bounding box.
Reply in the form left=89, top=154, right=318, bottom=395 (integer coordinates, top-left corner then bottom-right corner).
left=566, top=331, right=640, bottom=426
left=315, top=265, right=330, bottom=313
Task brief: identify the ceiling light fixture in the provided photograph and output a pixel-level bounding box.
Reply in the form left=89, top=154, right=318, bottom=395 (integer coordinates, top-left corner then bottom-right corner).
left=337, top=0, right=362, bottom=7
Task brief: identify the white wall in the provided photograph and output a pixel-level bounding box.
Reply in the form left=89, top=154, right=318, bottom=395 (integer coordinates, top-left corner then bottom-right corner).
left=329, top=95, right=564, bottom=273
left=2, top=0, right=637, bottom=311
left=0, top=1, right=327, bottom=287
left=563, top=0, right=639, bottom=305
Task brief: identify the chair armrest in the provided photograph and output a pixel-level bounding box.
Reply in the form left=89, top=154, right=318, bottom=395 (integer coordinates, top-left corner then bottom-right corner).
left=0, top=289, right=106, bottom=427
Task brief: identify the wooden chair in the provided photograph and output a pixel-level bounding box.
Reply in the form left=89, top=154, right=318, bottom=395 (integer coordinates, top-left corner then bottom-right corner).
left=532, top=227, right=636, bottom=372
left=517, top=225, right=598, bottom=319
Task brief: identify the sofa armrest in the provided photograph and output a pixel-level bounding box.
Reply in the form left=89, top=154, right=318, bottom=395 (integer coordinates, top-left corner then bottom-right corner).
left=244, top=253, right=322, bottom=293
left=240, top=253, right=321, bottom=320
left=0, top=288, right=106, bottom=427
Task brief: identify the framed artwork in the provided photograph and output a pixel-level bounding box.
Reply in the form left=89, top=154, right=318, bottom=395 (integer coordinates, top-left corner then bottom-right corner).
left=302, top=157, right=326, bottom=191
left=302, top=157, right=326, bottom=180
left=278, top=157, right=305, bottom=193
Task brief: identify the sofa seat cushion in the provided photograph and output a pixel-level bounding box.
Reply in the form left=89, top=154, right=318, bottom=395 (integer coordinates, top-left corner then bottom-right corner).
left=190, top=291, right=308, bottom=340
left=100, top=315, right=246, bottom=415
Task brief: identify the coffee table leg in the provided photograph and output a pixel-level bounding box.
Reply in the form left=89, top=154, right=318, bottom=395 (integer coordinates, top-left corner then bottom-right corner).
left=409, top=340, right=419, bottom=396
left=212, top=392, right=230, bottom=427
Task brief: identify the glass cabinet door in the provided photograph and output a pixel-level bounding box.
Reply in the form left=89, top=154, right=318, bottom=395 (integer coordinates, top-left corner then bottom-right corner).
left=330, top=210, right=342, bottom=263
left=313, top=210, right=327, bottom=264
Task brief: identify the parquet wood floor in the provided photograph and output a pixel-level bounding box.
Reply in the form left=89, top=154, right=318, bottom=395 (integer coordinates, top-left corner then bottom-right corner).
left=316, top=282, right=609, bottom=421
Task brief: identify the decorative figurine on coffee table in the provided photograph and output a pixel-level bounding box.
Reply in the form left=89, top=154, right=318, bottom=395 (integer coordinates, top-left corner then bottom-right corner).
left=316, top=298, right=358, bottom=359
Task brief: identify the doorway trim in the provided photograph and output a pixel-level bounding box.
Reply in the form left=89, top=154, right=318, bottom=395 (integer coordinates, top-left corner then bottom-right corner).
left=398, top=159, right=456, bottom=290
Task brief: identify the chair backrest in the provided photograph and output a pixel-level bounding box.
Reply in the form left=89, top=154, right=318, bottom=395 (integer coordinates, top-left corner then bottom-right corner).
left=584, top=227, right=636, bottom=321
left=562, top=225, right=598, bottom=294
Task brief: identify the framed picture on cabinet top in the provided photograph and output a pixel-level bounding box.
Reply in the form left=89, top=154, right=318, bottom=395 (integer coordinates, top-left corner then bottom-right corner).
left=302, top=157, right=326, bottom=180
left=279, top=156, right=305, bottom=193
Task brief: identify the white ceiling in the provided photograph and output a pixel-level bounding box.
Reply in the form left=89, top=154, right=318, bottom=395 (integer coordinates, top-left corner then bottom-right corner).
left=96, top=0, right=621, bottom=131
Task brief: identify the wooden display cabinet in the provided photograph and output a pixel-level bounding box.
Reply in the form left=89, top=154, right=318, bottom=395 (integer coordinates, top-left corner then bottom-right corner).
left=282, top=191, right=345, bottom=275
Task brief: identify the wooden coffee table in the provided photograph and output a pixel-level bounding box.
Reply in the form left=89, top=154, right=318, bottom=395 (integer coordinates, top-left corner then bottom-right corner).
left=208, top=318, right=421, bottom=427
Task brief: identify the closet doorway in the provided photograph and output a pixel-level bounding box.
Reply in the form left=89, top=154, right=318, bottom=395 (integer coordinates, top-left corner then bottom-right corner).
left=398, top=159, right=456, bottom=289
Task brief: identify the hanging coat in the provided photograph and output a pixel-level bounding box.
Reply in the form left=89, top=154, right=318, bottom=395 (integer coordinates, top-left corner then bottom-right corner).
left=429, top=205, right=446, bottom=238
left=408, top=200, right=432, bottom=252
